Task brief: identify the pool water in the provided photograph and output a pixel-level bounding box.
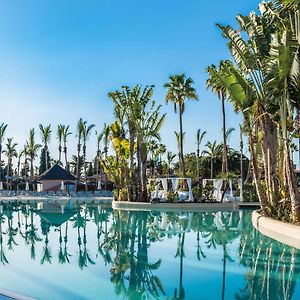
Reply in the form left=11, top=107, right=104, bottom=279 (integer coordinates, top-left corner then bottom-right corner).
left=0, top=200, right=299, bottom=300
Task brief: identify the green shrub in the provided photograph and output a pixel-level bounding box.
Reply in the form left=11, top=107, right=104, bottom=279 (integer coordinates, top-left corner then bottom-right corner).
left=202, top=185, right=215, bottom=202
left=167, top=191, right=179, bottom=203
left=243, top=184, right=259, bottom=202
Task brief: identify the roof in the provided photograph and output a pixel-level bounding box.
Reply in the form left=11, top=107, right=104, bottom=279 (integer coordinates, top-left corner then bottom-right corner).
left=35, top=164, right=77, bottom=181
left=37, top=211, right=76, bottom=227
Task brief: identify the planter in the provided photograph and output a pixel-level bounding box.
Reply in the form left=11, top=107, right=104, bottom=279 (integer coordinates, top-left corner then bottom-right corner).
left=252, top=210, right=300, bottom=249
left=112, top=201, right=238, bottom=212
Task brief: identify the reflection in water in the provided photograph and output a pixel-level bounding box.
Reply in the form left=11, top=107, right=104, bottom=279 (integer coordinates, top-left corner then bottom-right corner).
left=0, top=200, right=298, bottom=299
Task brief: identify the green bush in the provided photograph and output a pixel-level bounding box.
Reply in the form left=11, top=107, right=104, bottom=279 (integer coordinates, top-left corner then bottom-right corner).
left=242, top=184, right=259, bottom=202
left=201, top=185, right=215, bottom=202
left=167, top=191, right=179, bottom=203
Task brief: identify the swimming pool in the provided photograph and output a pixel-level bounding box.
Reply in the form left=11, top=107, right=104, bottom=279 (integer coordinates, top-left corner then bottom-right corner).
left=0, top=200, right=298, bottom=300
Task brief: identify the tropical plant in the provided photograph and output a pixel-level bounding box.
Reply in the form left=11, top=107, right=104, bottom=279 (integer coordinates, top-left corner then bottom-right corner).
left=62, top=125, right=72, bottom=170
left=167, top=151, right=176, bottom=177
left=81, top=121, right=95, bottom=190
left=39, top=124, right=51, bottom=171
left=0, top=123, right=8, bottom=181
left=57, top=124, right=64, bottom=164
left=76, top=118, right=85, bottom=179
left=202, top=141, right=222, bottom=179
left=207, top=64, right=230, bottom=174
left=26, top=129, right=42, bottom=182
left=164, top=74, right=198, bottom=176
left=4, top=138, right=17, bottom=188
left=196, top=129, right=207, bottom=181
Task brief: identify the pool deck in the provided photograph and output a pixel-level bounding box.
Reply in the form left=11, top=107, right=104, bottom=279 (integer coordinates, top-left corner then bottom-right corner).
left=252, top=210, right=300, bottom=249
left=112, top=201, right=241, bottom=212
left=0, top=196, right=113, bottom=203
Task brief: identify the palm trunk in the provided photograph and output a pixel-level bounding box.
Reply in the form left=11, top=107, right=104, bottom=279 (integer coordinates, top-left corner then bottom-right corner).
left=221, top=94, right=227, bottom=174
left=30, top=156, right=34, bottom=182
left=129, top=128, right=135, bottom=201
left=58, top=144, right=62, bottom=164
left=197, top=146, right=200, bottom=182
left=7, top=157, right=10, bottom=190
left=96, top=148, right=99, bottom=177
left=140, top=143, right=148, bottom=202
left=45, top=144, right=48, bottom=170
left=298, top=135, right=300, bottom=170
left=250, top=135, right=268, bottom=213
left=0, top=144, right=2, bottom=181
left=64, top=144, right=68, bottom=171
left=240, top=128, right=243, bottom=180
left=179, top=104, right=186, bottom=176
left=211, top=158, right=213, bottom=179
left=285, top=142, right=300, bottom=222
left=83, top=144, right=87, bottom=191
left=76, top=141, right=81, bottom=179
left=137, top=139, right=143, bottom=201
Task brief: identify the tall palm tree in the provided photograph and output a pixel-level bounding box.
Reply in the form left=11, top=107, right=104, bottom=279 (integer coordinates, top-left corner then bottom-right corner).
left=95, top=130, right=104, bottom=177
left=4, top=138, right=17, bottom=189
left=62, top=125, right=72, bottom=170
left=17, top=148, right=25, bottom=177
left=167, top=151, right=176, bottom=177
left=202, top=141, right=222, bottom=179
left=207, top=64, right=229, bottom=174
left=82, top=122, right=95, bottom=190
left=148, top=140, right=159, bottom=177
left=196, top=129, right=207, bottom=181
left=157, top=144, right=166, bottom=163
left=164, top=74, right=198, bottom=176
left=175, top=131, right=185, bottom=173
left=26, top=129, right=42, bottom=182
left=0, top=123, right=8, bottom=181
left=39, top=124, right=51, bottom=170
left=76, top=119, right=85, bottom=179
left=21, top=144, right=29, bottom=180
left=69, top=155, right=84, bottom=177
left=57, top=124, right=64, bottom=164
left=102, top=123, right=110, bottom=159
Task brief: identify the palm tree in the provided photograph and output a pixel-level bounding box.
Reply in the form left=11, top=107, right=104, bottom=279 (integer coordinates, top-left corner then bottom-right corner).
left=69, top=155, right=84, bottom=177
left=202, top=141, right=222, bottom=179
left=207, top=63, right=229, bottom=174
left=17, top=148, right=25, bottom=177
left=175, top=131, right=185, bottom=171
left=95, top=130, right=104, bottom=177
left=167, top=151, right=176, bottom=177
left=164, top=74, right=198, bottom=176
left=0, top=123, right=8, bottom=182
left=76, top=119, right=85, bottom=180
left=57, top=124, right=64, bottom=164
left=4, top=138, right=17, bottom=189
left=196, top=129, right=207, bottom=181
left=39, top=124, right=51, bottom=170
left=62, top=125, right=72, bottom=170
left=148, top=140, right=159, bottom=177
left=102, top=123, right=110, bottom=159
left=82, top=122, right=95, bottom=190
left=26, top=129, right=42, bottom=182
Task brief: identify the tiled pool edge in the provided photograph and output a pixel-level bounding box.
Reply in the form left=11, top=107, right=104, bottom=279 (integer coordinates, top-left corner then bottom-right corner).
left=252, top=210, right=300, bottom=249
left=112, top=201, right=239, bottom=212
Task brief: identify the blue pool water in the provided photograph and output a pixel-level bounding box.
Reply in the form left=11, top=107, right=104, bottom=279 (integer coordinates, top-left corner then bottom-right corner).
left=0, top=200, right=298, bottom=300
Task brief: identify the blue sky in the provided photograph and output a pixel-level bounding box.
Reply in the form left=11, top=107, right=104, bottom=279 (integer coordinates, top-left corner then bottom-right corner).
left=0, top=0, right=261, bottom=162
